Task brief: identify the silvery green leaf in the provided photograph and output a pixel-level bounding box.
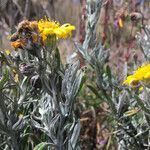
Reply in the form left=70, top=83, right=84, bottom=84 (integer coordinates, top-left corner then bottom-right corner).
left=0, top=68, right=9, bottom=90
left=12, top=117, right=24, bottom=130
left=67, top=52, right=77, bottom=64
left=117, top=90, right=128, bottom=117
left=136, top=25, right=150, bottom=60
left=74, top=42, right=90, bottom=61
left=69, top=120, right=81, bottom=149
left=69, top=118, right=76, bottom=133
left=59, top=102, right=67, bottom=116
left=33, top=142, right=50, bottom=150
left=62, top=62, right=83, bottom=115
left=0, top=108, right=4, bottom=124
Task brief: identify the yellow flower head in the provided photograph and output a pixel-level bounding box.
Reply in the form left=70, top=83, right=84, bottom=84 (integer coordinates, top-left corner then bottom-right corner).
left=37, top=18, right=75, bottom=42
left=123, top=63, right=150, bottom=87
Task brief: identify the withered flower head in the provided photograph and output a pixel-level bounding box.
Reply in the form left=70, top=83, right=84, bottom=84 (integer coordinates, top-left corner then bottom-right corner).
left=29, top=21, right=39, bottom=32
left=11, top=39, right=26, bottom=49
left=10, top=20, right=41, bottom=53
left=17, top=20, right=38, bottom=33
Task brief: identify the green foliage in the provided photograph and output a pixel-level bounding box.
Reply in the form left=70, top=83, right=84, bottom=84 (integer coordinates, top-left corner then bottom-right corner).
left=0, top=22, right=83, bottom=150
left=76, top=0, right=150, bottom=149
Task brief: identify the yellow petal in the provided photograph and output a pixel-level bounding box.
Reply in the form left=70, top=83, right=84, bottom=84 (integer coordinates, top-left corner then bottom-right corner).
left=5, top=49, right=11, bottom=55
left=118, top=18, right=123, bottom=28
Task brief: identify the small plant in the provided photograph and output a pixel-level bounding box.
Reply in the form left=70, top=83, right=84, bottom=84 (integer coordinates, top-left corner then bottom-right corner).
left=0, top=18, right=83, bottom=150
left=76, top=0, right=150, bottom=149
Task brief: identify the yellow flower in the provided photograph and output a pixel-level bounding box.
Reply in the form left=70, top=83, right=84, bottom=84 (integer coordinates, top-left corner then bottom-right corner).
left=5, top=49, right=11, bottom=55
left=37, top=18, right=75, bottom=42
left=123, top=63, right=150, bottom=87
left=54, top=24, right=75, bottom=39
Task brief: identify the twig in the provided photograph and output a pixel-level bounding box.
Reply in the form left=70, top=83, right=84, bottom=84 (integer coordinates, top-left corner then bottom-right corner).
left=12, top=0, right=24, bottom=17
left=24, top=0, right=31, bottom=19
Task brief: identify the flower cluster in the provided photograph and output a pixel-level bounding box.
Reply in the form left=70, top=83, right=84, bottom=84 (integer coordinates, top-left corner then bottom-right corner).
left=38, top=18, right=75, bottom=41
left=10, top=18, right=75, bottom=50
left=123, top=63, right=150, bottom=87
